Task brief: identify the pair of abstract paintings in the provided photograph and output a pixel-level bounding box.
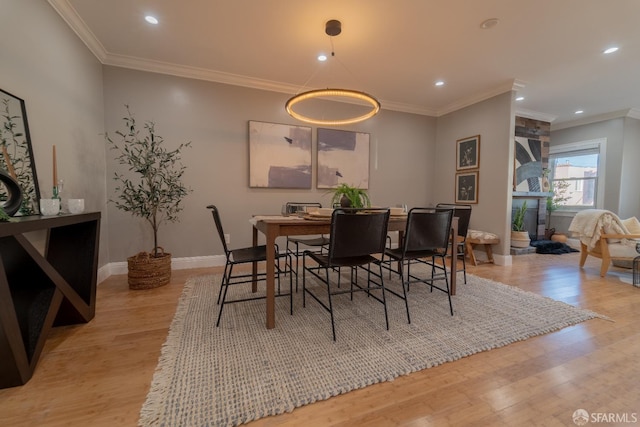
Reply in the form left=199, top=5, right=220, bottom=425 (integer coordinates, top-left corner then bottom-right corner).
left=249, top=121, right=369, bottom=189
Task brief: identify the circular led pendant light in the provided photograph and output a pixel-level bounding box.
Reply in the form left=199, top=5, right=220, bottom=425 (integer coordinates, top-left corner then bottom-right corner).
left=285, top=20, right=381, bottom=126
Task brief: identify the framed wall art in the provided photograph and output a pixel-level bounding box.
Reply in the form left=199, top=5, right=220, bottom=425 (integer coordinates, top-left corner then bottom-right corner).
left=455, top=171, right=479, bottom=204
left=316, top=128, right=370, bottom=189
left=0, top=88, right=40, bottom=215
left=248, top=120, right=312, bottom=188
left=514, top=136, right=542, bottom=192
left=456, top=135, right=480, bottom=171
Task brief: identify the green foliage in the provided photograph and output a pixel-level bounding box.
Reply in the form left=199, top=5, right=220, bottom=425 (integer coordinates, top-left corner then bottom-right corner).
left=546, top=179, right=571, bottom=212
left=1, top=98, right=36, bottom=215
left=0, top=206, right=10, bottom=222
left=105, top=106, right=191, bottom=256
left=512, top=200, right=527, bottom=231
left=329, top=183, right=371, bottom=208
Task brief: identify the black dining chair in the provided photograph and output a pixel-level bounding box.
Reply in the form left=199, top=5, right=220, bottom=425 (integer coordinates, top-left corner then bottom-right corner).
left=284, top=202, right=330, bottom=290
left=207, top=205, right=292, bottom=327
left=302, top=208, right=390, bottom=341
left=436, top=203, right=472, bottom=284
left=382, top=207, right=455, bottom=323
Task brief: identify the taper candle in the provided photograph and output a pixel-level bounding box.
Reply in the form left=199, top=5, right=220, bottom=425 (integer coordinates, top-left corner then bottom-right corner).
left=53, top=145, right=58, bottom=187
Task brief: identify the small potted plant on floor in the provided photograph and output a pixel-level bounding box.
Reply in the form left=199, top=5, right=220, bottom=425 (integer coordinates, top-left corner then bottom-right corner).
left=329, top=183, right=371, bottom=208
left=106, top=105, right=191, bottom=289
left=511, top=201, right=531, bottom=248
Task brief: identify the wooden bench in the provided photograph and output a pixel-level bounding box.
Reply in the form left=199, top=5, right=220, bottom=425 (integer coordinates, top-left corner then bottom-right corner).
left=465, top=230, right=500, bottom=266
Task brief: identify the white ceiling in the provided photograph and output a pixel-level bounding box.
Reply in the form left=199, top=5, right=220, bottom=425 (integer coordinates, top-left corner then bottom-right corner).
left=49, top=0, right=640, bottom=127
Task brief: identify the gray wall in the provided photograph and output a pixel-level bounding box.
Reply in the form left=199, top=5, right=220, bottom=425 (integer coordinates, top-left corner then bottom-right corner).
left=434, top=92, right=515, bottom=259
left=620, top=117, right=640, bottom=218
left=103, top=67, right=437, bottom=261
left=0, top=0, right=108, bottom=265
left=550, top=116, right=640, bottom=231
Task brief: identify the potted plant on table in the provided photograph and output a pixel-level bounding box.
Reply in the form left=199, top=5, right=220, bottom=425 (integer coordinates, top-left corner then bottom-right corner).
left=511, top=201, right=531, bottom=248
left=106, top=105, right=191, bottom=289
left=329, top=183, right=371, bottom=208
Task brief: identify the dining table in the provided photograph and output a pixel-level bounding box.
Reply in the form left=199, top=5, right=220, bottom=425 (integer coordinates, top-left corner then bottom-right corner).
left=251, top=213, right=459, bottom=329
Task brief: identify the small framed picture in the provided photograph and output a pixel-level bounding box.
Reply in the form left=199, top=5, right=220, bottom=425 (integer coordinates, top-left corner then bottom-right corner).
left=456, top=135, right=480, bottom=170
left=455, top=171, right=479, bottom=204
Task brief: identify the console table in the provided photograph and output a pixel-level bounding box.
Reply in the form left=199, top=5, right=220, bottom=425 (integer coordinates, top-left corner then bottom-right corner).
left=0, top=212, right=100, bottom=388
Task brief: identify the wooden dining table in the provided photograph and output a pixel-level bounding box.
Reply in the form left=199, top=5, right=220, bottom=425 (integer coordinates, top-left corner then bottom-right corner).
left=251, top=214, right=458, bottom=329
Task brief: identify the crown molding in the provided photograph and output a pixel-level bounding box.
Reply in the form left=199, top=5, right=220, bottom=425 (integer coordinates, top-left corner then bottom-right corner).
left=45, top=3, right=552, bottom=120
left=550, top=108, right=640, bottom=131
left=436, top=79, right=526, bottom=117
left=515, top=108, right=557, bottom=123
left=48, top=0, right=107, bottom=62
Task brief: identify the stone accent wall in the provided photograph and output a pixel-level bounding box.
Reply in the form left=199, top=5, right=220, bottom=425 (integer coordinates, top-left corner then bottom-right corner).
left=513, top=117, right=551, bottom=240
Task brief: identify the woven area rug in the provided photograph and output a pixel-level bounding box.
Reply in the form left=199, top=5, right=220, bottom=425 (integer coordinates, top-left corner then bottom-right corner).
left=139, top=268, right=605, bottom=427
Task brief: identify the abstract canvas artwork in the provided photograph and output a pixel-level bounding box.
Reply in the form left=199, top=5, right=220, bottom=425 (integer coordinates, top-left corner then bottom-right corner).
left=249, top=121, right=312, bottom=188
left=514, top=136, right=542, bottom=192
left=316, top=128, right=370, bottom=189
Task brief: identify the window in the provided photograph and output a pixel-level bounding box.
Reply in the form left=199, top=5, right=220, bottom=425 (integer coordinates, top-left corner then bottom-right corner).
left=548, top=139, right=606, bottom=209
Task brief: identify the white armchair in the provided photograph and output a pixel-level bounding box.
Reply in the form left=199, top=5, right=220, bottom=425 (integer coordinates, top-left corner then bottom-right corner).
left=568, top=209, right=640, bottom=277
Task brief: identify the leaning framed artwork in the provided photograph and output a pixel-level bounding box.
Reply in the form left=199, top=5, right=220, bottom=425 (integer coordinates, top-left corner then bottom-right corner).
left=248, top=120, right=312, bottom=188
left=455, top=171, right=479, bottom=204
left=316, top=128, right=370, bottom=189
left=456, top=135, right=480, bottom=171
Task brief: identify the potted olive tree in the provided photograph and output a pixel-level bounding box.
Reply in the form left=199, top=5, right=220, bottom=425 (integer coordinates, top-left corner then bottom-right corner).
left=106, top=106, right=191, bottom=289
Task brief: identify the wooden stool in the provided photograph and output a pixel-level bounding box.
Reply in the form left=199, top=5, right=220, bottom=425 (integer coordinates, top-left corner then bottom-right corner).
left=465, top=230, right=500, bottom=266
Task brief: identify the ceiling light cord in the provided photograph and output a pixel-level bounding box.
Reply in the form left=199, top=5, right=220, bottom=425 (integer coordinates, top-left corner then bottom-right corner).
left=285, top=19, right=381, bottom=126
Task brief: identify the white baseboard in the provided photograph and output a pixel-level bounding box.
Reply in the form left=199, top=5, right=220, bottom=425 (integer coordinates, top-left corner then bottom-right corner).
left=97, top=255, right=226, bottom=284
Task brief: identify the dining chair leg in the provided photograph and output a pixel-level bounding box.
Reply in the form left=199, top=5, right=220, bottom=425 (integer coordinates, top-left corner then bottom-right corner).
left=461, top=246, right=467, bottom=284
left=325, top=266, right=337, bottom=341
left=399, top=264, right=411, bottom=324
left=216, top=265, right=234, bottom=327
left=302, top=253, right=307, bottom=308
left=443, top=266, right=454, bottom=316
left=378, top=262, right=390, bottom=331
left=217, top=263, right=230, bottom=305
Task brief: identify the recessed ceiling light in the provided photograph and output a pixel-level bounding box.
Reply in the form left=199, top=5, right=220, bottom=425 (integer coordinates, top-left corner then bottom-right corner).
left=317, top=54, right=327, bottom=62
left=575, top=110, right=584, bottom=115
left=603, top=47, right=619, bottom=54
left=480, top=18, right=499, bottom=29
left=515, top=96, right=524, bottom=101
left=145, top=15, right=159, bottom=25
left=435, top=81, right=445, bottom=87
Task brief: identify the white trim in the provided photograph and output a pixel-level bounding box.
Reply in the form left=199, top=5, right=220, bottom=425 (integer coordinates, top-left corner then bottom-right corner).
left=97, top=255, right=226, bottom=284
left=494, top=254, right=512, bottom=266
left=551, top=109, right=640, bottom=131
left=515, top=108, right=557, bottom=123
left=549, top=138, right=607, bottom=210
left=47, top=0, right=108, bottom=62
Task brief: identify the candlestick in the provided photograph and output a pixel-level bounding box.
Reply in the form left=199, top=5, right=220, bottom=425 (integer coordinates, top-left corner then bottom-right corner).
left=53, top=145, right=58, bottom=187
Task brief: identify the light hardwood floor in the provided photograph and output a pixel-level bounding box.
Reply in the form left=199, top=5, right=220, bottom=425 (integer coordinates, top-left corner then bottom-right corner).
left=1, top=253, right=639, bottom=426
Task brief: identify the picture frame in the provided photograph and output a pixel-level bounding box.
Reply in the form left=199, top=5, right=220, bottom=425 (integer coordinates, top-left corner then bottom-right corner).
left=0, top=88, right=41, bottom=215
left=455, top=171, right=479, bottom=204
left=456, top=135, right=480, bottom=171
left=248, top=120, right=312, bottom=188
left=316, top=128, right=370, bottom=189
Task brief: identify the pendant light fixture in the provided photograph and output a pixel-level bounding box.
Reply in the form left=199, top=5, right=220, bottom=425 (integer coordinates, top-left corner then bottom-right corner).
left=285, top=20, right=381, bottom=126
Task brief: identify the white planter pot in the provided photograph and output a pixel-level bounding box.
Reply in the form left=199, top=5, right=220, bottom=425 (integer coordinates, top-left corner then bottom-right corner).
left=511, top=231, right=531, bottom=248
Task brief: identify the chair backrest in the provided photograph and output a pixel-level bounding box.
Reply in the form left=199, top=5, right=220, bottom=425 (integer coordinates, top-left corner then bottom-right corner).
left=285, top=201, right=322, bottom=215
left=328, top=208, right=390, bottom=260
left=206, top=205, right=231, bottom=256
left=403, top=207, right=454, bottom=254
left=436, top=203, right=472, bottom=238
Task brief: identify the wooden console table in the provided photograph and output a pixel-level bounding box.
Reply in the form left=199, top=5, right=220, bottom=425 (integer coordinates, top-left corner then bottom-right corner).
left=0, top=212, right=101, bottom=388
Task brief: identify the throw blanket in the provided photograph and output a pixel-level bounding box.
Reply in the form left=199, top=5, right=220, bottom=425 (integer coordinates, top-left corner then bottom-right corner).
left=567, top=209, right=630, bottom=250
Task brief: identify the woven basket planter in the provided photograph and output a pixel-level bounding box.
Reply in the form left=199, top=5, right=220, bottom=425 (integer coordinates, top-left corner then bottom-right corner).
left=127, top=247, right=171, bottom=290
